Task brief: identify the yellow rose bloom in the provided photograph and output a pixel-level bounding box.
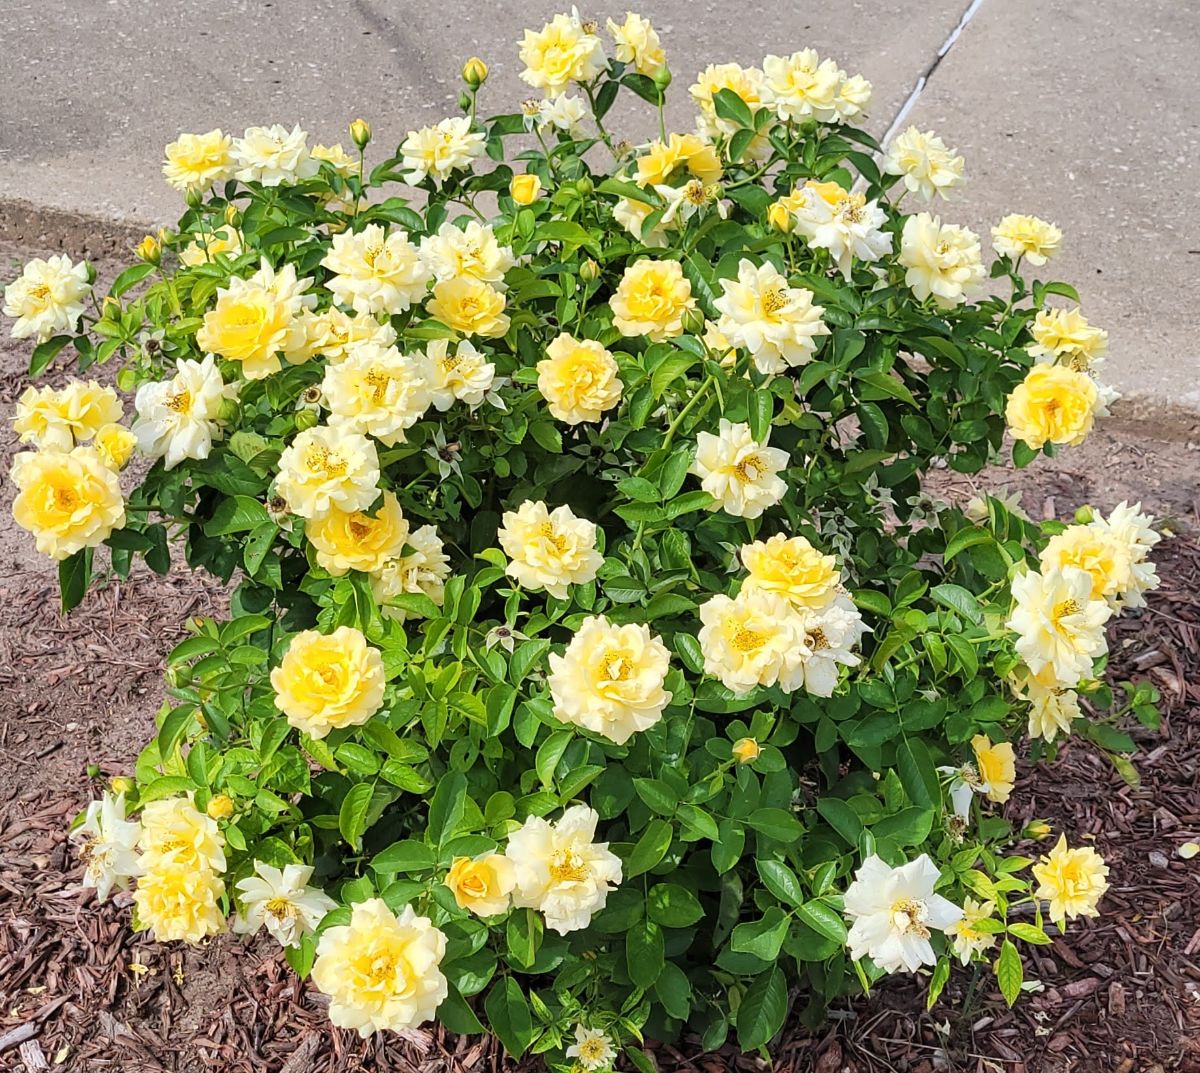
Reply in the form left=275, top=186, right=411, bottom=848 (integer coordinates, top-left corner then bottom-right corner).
left=1032, top=835, right=1109, bottom=926
left=425, top=339, right=497, bottom=411
left=400, top=117, right=486, bottom=187
left=1006, top=566, right=1111, bottom=686
left=232, top=124, right=319, bottom=187
left=444, top=853, right=517, bottom=916
left=10, top=447, right=125, bottom=560
left=206, top=794, right=235, bottom=821
left=196, top=276, right=295, bottom=380
left=899, top=213, right=984, bottom=308
left=690, top=63, right=765, bottom=140
left=510, top=173, right=543, bottom=205
left=498, top=500, right=602, bottom=599
left=312, top=898, right=448, bottom=1035
left=274, top=425, right=380, bottom=520
left=426, top=277, right=510, bottom=338
left=1040, top=524, right=1132, bottom=603
left=306, top=307, right=397, bottom=364
left=13, top=380, right=122, bottom=450
left=1026, top=307, right=1107, bottom=372
left=178, top=226, right=243, bottom=267
left=732, top=738, right=760, bottom=764
left=133, top=858, right=226, bottom=944
left=139, top=794, right=227, bottom=872
left=350, top=118, right=372, bottom=150
left=612, top=196, right=670, bottom=247
left=419, top=221, right=516, bottom=288
left=991, top=214, right=1062, bottom=266
left=1012, top=666, right=1082, bottom=743
left=697, top=589, right=808, bottom=696
left=547, top=614, right=673, bottom=744
left=306, top=490, right=410, bottom=576
left=762, top=49, right=845, bottom=123
left=607, top=12, right=665, bottom=76
left=462, top=57, right=489, bottom=88
left=1005, top=364, right=1099, bottom=449
left=162, top=129, right=234, bottom=197
left=93, top=423, right=137, bottom=470
left=635, top=133, right=722, bottom=188
left=371, top=524, right=451, bottom=622
left=312, top=142, right=357, bottom=176
left=740, top=533, right=840, bottom=610
left=518, top=13, right=606, bottom=97
left=882, top=126, right=965, bottom=202
left=321, top=342, right=432, bottom=446
left=320, top=224, right=432, bottom=317
left=537, top=333, right=623, bottom=425
left=3, top=255, right=92, bottom=343
left=609, top=258, right=696, bottom=341
left=270, top=626, right=385, bottom=739
left=713, top=258, right=829, bottom=375
left=947, top=897, right=997, bottom=964
left=690, top=419, right=789, bottom=519
left=970, top=734, right=1015, bottom=804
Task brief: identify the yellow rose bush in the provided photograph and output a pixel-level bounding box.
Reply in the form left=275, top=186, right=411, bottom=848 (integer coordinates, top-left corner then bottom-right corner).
left=9, top=10, right=1164, bottom=1064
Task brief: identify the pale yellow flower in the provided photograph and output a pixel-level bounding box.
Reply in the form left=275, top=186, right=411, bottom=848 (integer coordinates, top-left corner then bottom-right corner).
left=899, top=213, right=984, bottom=308
left=206, top=794, right=234, bottom=821
left=697, top=589, right=808, bottom=695
left=444, top=853, right=517, bottom=917
left=312, top=898, right=448, bottom=1035
left=1005, top=364, right=1100, bottom=449
left=270, top=626, right=385, bottom=739
left=946, top=897, right=997, bottom=964
left=1026, top=307, right=1107, bottom=372
left=426, top=277, right=510, bottom=338
left=70, top=791, right=142, bottom=903
left=537, top=333, right=623, bottom=424
left=612, top=196, right=670, bottom=247
left=1033, top=835, right=1108, bottom=926
left=163, top=129, right=234, bottom=196
left=93, top=423, right=136, bottom=470
left=1040, top=524, right=1132, bottom=604
left=274, top=424, right=380, bottom=520
left=462, top=57, right=489, bottom=88
left=321, top=224, right=432, bottom=316
left=9, top=447, right=125, bottom=560
left=132, top=355, right=235, bottom=470
left=703, top=319, right=737, bottom=365
left=607, top=12, right=665, bottom=76
left=425, top=339, right=497, bottom=411
left=498, top=500, right=602, bottom=599
left=518, top=13, right=606, bottom=97
left=418, top=221, right=516, bottom=287
left=1012, top=666, right=1082, bottom=743
left=536, top=95, right=589, bottom=137
left=635, top=133, right=722, bottom=188
left=3, top=255, right=92, bottom=342
left=971, top=734, right=1016, bottom=804
left=322, top=342, right=432, bottom=446
left=1090, top=502, right=1160, bottom=609
left=305, top=490, right=410, bottom=576
left=992, top=214, right=1062, bottom=266
left=510, top=173, right=543, bottom=205
left=567, top=1025, right=617, bottom=1071
left=232, top=124, right=319, bottom=186
left=690, top=419, right=788, bottom=519
left=233, top=862, right=337, bottom=948
left=690, top=63, right=765, bottom=140
left=178, top=226, right=243, bottom=267
left=305, top=307, right=397, bottom=364
left=761, top=49, right=844, bottom=123
left=609, top=258, right=695, bottom=341
left=789, top=180, right=892, bottom=281
left=713, top=258, right=829, bottom=375
left=1007, top=566, right=1111, bottom=686
left=371, top=524, right=451, bottom=621
left=311, top=142, right=357, bottom=176
left=13, top=380, right=121, bottom=450
left=882, top=126, right=965, bottom=202
left=835, top=75, right=873, bottom=121
left=139, top=795, right=226, bottom=873
left=401, top=117, right=486, bottom=186
left=547, top=615, right=673, bottom=744
left=505, top=805, right=622, bottom=934
left=133, top=859, right=226, bottom=944
left=731, top=738, right=760, bottom=764
left=740, top=533, right=839, bottom=610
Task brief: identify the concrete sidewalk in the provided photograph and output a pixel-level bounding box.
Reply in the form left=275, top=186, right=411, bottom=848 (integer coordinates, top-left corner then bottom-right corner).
left=1, top=0, right=1197, bottom=410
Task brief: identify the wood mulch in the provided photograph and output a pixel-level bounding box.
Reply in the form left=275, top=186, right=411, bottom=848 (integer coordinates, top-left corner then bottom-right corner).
left=0, top=526, right=1197, bottom=1072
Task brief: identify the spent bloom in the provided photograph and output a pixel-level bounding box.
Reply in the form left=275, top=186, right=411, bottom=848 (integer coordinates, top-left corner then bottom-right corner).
left=946, top=897, right=998, bottom=964
left=233, top=862, right=337, bottom=947
left=498, top=500, right=602, bottom=599
left=70, top=792, right=142, bottom=903
left=690, top=419, right=789, bottom=519
left=941, top=733, right=1016, bottom=819
left=883, top=126, right=965, bottom=202
left=843, top=854, right=963, bottom=973
left=3, top=255, right=92, bottom=342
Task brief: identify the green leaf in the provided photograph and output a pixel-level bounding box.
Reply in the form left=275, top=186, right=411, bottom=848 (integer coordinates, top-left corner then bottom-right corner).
left=712, top=87, right=754, bottom=128
left=58, top=547, right=93, bottom=612
left=994, top=939, right=1024, bottom=1007
left=484, top=977, right=536, bottom=1058
left=731, top=908, right=789, bottom=960
left=437, top=986, right=486, bottom=1034
left=897, top=738, right=938, bottom=809
left=931, top=583, right=983, bottom=625
left=927, top=958, right=950, bottom=1009
left=506, top=907, right=543, bottom=969
left=625, top=818, right=673, bottom=877
left=756, top=859, right=804, bottom=908
left=634, top=778, right=678, bottom=816
left=747, top=808, right=803, bottom=842
left=205, top=495, right=271, bottom=536
left=943, top=527, right=991, bottom=564
left=427, top=770, right=468, bottom=846
left=816, top=798, right=863, bottom=845
left=535, top=730, right=572, bottom=789
left=29, top=335, right=72, bottom=377
left=371, top=839, right=436, bottom=873
left=338, top=783, right=374, bottom=850
left=647, top=883, right=704, bottom=927
left=1008, top=922, right=1052, bottom=946
left=873, top=806, right=934, bottom=846
left=795, top=900, right=848, bottom=944
left=626, top=919, right=665, bottom=988
left=748, top=390, right=773, bottom=441
left=735, top=965, right=787, bottom=1050
left=138, top=775, right=196, bottom=803
left=109, top=262, right=156, bottom=298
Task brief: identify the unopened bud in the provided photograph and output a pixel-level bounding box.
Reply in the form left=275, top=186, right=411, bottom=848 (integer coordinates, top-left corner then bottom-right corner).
left=294, top=407, right=320, bottom=431
left=349, top=118, right=372, bottom=150
left=1073, top=505, right=1094, bottom=525
left=109, top=776, right=134, bottom=795
left=136, top=234, right=161, bottom=265
left=682, top=307, right=706, bottom=336
left=510, top=173, right=543, bottom=206
left=102, top=296, right=122, bottom=318
left=1024, top=819, right=1053, bottom=840
left=224, top=203, right=241, bottom=227
left=462, top=57, right=489, bottom=89
left=580, top=258, right=600, bottom=282
left=575, top=176, right=594, bottom=197
left=186, top=187, right=204, bottom=209
left=732, top=737, right=760, bottom=764
left=458, top=91, right=472, bottom=112
left=207, top=794, right=234, bottom=820
left=768, top=201, right=794, bottom=233
left=652, top=64, right=673, bottom=91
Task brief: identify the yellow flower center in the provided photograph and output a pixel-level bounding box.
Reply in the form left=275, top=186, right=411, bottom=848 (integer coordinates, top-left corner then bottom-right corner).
left=890, top=897, right=930, bottom=938
left=537, top=521, right=568, bottom=553
left=836, top=194, right=865, bottom=224
left=683, top=180, right=708, bottom=206
left=167, top=389, right=192, bottom=413
left=806, top=627, right=829, bottom=651
left=53, top=485, right=80, bottom=511
left=441, top=350, right=464, bottom=372
left=266, top=897, right=297, bottom=921
left=1053, top=598, right=1081, bottom=621
left=579, top=1039, right=608, bottom=1061
left=602, top=652, right=632, bottom=682
left=731, top=624, right=766, bottom=653
left=731, top=453, right=765, bottom=483
left=366, top=951, right=400, bottom=985
left=306, top=444, right=347, bottom=478
left=363, top=243, right=383, bottom=268
left=348, top=518, right=372, bottom=540
left=29, top=282, right=51, bottom=306
left=761, top=288, right=789, bottom=316
left=548, top=850, right=589, bottom=884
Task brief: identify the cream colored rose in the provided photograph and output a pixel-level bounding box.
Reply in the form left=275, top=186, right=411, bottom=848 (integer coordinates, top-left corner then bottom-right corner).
left=274, top=424, right=380, bottom=520
left=697, top=589, right=808, bottom=695
left=13, top=379, right=121, bottom=451
left=401, top=117, right=486, bottom=186
left=882, top=126, right=965, bottom=202
left=371, top=524, right=451, bottom=621
left=425, top=339, right=496, bottom=411
left=305, top=490, right=410, bottom=576
left=762, top=49, right=844, bottom=123
left=1006, top=567, right=1111, bottom=686
left=690, top=63, right=765, bottom=140
left=606, top=12, right=665, bottom=76
left=690, top=419, right=788, bottom=519
left=609, top=258, right=695, bottom=341
left=899, top=213, right=984, bottom=308
left=537, top=333, right=623, bottom=424
left=519, top=13, right=606, bottom=96
left=3, top=255, right=92, bottom=342
left=321, top=224, right=431, bottom=316
left=497, top=500, right=602, bottom=599
left=991, top=214, right=1062, bottom=266
left=321, top=342, right=432, bottom=446
left=547, top=615, right=673, bottom=744
left=132, top=355, right=235, bottom=470
left=232, top=124, right=319, bottom=186
left=1026, top=307, right=1107, bottom=371
left=270, top=626, right=385, bottom=739
left=419, top=220, right=516, bottom=287
left=163, top=129, right=234, bottom=196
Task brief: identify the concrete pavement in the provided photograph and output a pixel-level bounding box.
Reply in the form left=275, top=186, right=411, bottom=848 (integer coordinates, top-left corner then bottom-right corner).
left=1, top=0, right=1197, bottom=410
